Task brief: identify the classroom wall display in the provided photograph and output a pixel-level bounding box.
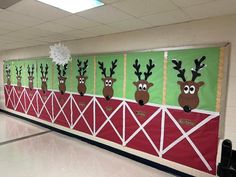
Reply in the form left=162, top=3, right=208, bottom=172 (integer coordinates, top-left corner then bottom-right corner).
left=3, top=46, right=227, bottom=175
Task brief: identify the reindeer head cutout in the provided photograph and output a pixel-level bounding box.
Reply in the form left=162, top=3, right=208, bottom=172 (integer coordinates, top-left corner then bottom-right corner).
left=98, top=59, right=117, bottom=101
left=15, top=66, right=22, bottom=90
left=27, top=64, right=35, bottom=90
left=40, top=64, right=49, bottom=94
left=76, top=59, right=88, bottom=96
left=172, top=56, right=206, bottom=112
left=57, top=64, right=68, bottom=94
left=133, top=59, right=155, bottom=106
left=5, top=64, right=11, bottom=85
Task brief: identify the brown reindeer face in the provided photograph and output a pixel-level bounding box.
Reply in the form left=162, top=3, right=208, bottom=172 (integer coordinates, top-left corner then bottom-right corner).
left=133, top=59, right=155, bottom=106
left=102, top=77, right=116, bottom=100
left=98, top=59, right=117, bottom=101
left=77, top=75, right=88, bottom=96
left=77, top=59, right=88, bottom=96
left=16, top=76, right=22, bottom=89
left=40, top=64, right=49, bottom=94
left=172, top=56, right=206, bottom=112
left=58, top=76, right=67, bottom=94
left=177, top=81, right=204, bottom=112
left=133, top=80, right=153, bottom=106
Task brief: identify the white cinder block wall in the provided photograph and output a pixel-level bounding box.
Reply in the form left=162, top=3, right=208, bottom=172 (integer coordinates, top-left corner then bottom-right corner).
left=0, top=14, right=236, bottom=150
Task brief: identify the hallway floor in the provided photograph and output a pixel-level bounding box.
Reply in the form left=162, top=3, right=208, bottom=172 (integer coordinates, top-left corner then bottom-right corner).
left=0, top=112, right=175, bottom=177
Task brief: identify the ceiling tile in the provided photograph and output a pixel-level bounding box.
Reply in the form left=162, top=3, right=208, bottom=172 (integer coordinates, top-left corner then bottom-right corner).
left=34, top=22, right=75, bottom=33
left=84, top=24, right=121, bottom=36
left=8, top=0, right=71, bottom=21
left=0, top=10, right=44, bottom=27
left=77, top=5, right=132, bottom=24
left=36, top=33, right=76, bottom=43
left=0, top=20, right=26, bottom=31
left=0, top=28, right=9, bottom=35
left=53, top=15, right=99, bottom=29
left=108, top=17, right=152, bottom=31
left=62, top=29, right=97, bottom=39
left=112, top=0, right=178, bottom=17
left=183, top=0, right=236, bottom=20
left=101, top=0, right=123, bottom=4
left=141, top=9, right=189, bottom=26
left=1, top=30, right=40, bottom=40
left=172, top=0, right=215, bottom=7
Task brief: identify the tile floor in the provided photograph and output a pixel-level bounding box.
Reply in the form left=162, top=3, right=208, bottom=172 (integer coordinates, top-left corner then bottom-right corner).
left=0, top=112, right=175, bottom=177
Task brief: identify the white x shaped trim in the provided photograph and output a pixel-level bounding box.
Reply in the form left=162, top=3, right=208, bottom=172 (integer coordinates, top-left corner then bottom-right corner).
left=163, top=108, right=218, bottom=171
left=13, top=87, right=26, bottom=112
left=38, top=91, right=54, bottom=122
left=94, top=99, right=124, bottom=142
left=71, top=96, right=94, bottom=134
left=24, top=90, right=38, bottom=116
left=125, top=102, right=161, bottom=156
left=53, top=93, right=71, bottom=127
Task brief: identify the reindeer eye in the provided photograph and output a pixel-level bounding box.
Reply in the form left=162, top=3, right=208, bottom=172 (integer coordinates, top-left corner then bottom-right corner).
left=108, top=80, right=112, bottom=86
left=105, top=80, right=109, bottom=86
left=190, top=85, right=195, bottom=94
left=184, top=85, right=189, bottom=94
left=143, top=84, right=147, bottom=91
left=138, top=83, right=142, bottom=90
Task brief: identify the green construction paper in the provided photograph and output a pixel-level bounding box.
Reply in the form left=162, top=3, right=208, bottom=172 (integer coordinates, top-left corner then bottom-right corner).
left=96, top=54, right=124, bottom=98
left=69, top=55, right=94, bottom=94
left=36, top=57, right=53, bottom=90
left=126, top=51, right=164, bottom=104
left=167, top=47, right=220, bottom=111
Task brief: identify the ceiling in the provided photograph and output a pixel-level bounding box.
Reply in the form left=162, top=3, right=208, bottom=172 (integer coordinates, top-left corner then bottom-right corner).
left=0, top=0, right=235, bottom=51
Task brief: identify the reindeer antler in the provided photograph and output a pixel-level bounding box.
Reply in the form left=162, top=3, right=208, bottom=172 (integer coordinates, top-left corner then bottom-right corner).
left=5, top=65, right=10, bottom=74
left=144, top=59, right=155, bottom=80
left=82, top=60, right=88, bottom=76
left=109, top=59, right=117, bottom=77
left=19, top=66, right=22, bottom=76
left=77, top=59, right=82, bottom=75
left=172, top=59, right=186, bottom=82
left=98, top=61, right=107, bottom=77
left=63, top=64, right=68, bottom=76
left=191, top=56, right=206, bottom=81
left=45, top=64, right=48, bottom=76
left=40, top=64, right=44, bottom=77
left=27, top=65, right=31, bottom=76
left=133, top=59, right=142, bottom=81
left=31, top=64, right=34, bottom=76
left=15, top=66, right=18, bottom=76
left=57, top=64, right=61, bottom=77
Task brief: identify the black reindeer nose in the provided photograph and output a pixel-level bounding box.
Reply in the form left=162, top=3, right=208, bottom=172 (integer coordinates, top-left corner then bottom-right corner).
left=183, top=105, right=191, bottom=113
left=138, top=100, right=144, bottom=106
left=80, top=92, right=84, bottom=96
left=105, top=96, right=110, bottom=101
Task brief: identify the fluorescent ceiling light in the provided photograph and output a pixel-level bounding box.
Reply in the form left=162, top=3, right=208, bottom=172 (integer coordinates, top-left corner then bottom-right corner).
left=37, top=0, right=104, bottom=13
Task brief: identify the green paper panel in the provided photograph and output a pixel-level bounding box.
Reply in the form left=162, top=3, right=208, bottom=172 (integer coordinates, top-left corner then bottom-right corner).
left=36, top=58, right=53, bottom=90
left=166, top=47, right=220, bottom=111
left=69, top=55, right=94, bottom=94
left=126, top=51, right=164, bottom=104
left=96, top=54, right=124, bottom=98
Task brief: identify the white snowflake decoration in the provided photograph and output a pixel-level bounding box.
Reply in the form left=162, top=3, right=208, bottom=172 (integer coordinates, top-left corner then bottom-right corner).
left=49, top=43, right=71, bottom=66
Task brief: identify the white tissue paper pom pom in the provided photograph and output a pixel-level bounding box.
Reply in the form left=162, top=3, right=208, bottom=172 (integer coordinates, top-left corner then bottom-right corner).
left=49, top=43, right=71, bottom=66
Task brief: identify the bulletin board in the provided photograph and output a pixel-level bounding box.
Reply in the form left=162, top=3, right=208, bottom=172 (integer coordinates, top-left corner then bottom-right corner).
left=3, top=44, right=229, bottom=176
